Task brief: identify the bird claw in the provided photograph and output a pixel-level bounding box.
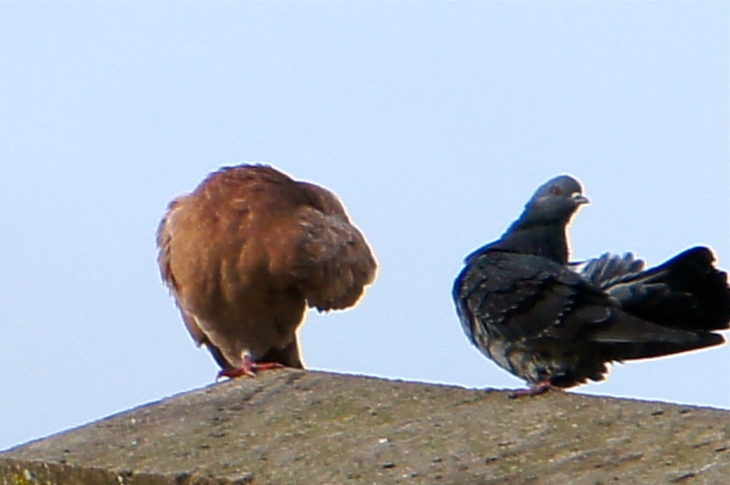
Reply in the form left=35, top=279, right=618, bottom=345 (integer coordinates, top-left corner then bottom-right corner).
left=217, top=361, right=284, bottom=380
left=508, top=381, right=557, bottom=399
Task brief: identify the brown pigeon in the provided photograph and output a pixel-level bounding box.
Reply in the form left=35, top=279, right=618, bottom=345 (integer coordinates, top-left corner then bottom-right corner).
left=157, top=164, right=377, bottom=378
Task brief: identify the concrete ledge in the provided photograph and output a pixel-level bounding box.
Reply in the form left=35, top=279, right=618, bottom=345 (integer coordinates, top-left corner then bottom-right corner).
left=2, top=370, right=728, bottom=484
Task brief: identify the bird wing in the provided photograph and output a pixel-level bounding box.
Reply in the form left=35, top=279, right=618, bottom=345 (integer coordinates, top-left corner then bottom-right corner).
left=455, top=251, right=700, bottom=348
left=571, top=252, right=645, bottom=289
left=601, top=247, right=730, bottom=332
left=456, top=251, right=600, bottom=343
left=156, top=195, right=211, bottom=347
left=288, top=185, right=377, bottom=312
left=572, top=247, right=729, bottom=333
left=156, top=197, right=182, bottom=294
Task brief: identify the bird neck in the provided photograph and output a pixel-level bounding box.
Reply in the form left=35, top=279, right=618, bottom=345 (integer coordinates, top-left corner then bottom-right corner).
left=494, top=223, right=570, bottom=263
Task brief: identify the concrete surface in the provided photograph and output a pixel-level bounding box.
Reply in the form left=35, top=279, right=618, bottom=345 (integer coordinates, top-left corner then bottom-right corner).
left=1, top=370, right=728, bottom=484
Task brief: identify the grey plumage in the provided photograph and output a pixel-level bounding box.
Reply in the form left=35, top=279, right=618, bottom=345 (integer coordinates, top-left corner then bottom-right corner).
left=453, top=175, right=730, bottom=392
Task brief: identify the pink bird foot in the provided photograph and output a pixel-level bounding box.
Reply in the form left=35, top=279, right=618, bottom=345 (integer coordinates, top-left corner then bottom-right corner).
left=217, top=354, right=284, bottom=379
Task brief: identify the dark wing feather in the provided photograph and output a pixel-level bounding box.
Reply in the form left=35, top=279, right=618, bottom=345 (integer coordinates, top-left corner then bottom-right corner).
left=456, top=251, right=704, bottom=349
left=571, top=252, right=645, bottom=289
left=605, top=247, right=730, bottom=332
left=455, top=252, right=601, bottom=344
left=574, top=247, right=730, bottom=332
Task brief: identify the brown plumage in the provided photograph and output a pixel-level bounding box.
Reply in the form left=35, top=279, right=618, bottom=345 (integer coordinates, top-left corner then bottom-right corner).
left=157, top=164, right=377, bottom=378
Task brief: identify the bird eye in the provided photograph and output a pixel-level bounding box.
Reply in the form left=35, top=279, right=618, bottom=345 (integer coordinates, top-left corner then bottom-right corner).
left=551, top=187, right=563, bottom=195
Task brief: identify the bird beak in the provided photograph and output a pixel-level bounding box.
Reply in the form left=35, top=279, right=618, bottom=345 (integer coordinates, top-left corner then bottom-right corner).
left=572, top=193, right=590, bottom=205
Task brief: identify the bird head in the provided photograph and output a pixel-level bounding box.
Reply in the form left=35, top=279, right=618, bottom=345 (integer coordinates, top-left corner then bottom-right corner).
left=519, top=175, right=589, bottom=226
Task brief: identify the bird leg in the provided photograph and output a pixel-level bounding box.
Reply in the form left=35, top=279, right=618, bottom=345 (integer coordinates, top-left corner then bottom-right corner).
left=508, top=381, right=559, bottom=399
left=217, top=353, right=283, bottom=379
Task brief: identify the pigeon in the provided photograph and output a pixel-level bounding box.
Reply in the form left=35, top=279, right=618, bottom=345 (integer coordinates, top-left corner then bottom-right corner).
left=157, top=164, right=377, bottom=378
left=453, top=175, right=730, bottom=396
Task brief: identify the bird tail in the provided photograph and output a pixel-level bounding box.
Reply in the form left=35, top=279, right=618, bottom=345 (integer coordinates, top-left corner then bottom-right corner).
left=602, top=332, right=725, bottom=362
left=603, top=247, right=730, bottom=333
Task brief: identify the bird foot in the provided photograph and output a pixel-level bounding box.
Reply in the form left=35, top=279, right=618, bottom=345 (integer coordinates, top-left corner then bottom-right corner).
left=217, top=361, right=284, bottom=380
left=508, top=381, right=558, bottom=399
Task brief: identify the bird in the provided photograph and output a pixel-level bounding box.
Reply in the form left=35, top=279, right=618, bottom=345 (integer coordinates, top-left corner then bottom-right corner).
left=452, top=175, right=730, bottom=396
left=157, top=164, right=377, bottom=378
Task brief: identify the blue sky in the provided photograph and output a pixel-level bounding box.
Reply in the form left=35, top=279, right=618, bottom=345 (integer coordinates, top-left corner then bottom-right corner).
left=0, top=2, right=727, bottom=451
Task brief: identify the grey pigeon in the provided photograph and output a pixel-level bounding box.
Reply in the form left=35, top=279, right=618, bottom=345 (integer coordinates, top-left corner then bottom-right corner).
left=453, top=175, right=730, bottom=396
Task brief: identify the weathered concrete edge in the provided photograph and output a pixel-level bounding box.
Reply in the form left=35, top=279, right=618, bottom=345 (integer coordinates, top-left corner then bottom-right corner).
left=0, top=458, right=166, bottom=485
left=4, top=370, right=729, bottom=454
left=0, top=457, right=254, bottom=485
left=2, top=370, right=728, bottom=485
